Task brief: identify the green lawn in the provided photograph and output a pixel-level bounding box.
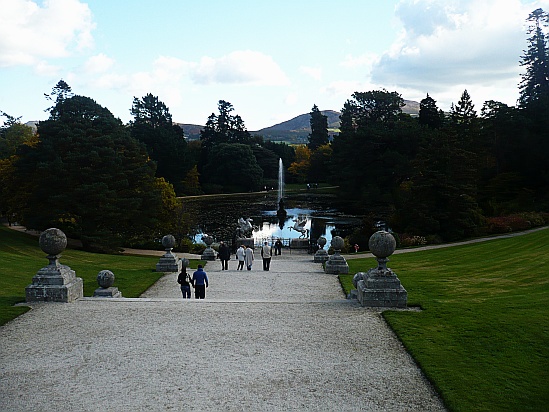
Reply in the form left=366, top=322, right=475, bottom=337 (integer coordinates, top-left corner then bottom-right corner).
left=0, top=226, right=202, bottom=326
left=341, top=228, right=549, bottom=412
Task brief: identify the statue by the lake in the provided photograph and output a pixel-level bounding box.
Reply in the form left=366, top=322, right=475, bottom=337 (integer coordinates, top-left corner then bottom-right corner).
left=236, top=217, right=254, bottom=238
left=289, top=217, right=309, bottom=239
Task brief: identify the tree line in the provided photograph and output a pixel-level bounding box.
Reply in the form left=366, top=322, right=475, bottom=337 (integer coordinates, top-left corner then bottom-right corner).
left=1, top=9, right=548, bottom=249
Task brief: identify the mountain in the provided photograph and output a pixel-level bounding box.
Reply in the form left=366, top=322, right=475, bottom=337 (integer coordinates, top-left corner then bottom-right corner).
left=177, top=100, right=420, bottom=143
left=176, top=123, right=203, bottom=140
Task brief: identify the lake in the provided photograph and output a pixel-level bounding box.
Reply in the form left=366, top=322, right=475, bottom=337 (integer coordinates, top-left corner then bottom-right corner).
left=183, top=191, right=363, bottom=249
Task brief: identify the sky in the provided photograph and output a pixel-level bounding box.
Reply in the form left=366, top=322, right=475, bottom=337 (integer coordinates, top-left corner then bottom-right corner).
left=1, top=0, right=549, bottom=131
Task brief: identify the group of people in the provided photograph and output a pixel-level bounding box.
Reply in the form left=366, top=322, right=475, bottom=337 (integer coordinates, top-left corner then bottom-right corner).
left=177, top=265, right=208, bottom=299
left=177, top=239, right=285, bottom=299
left=235, top=243, right=254, bottom=270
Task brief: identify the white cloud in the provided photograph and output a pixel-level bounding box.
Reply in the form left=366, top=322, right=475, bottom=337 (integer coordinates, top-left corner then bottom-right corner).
left=34, top=60, right=60, bottom=77
left=0, top=0, right=95, bottom=68
left=190, top=50, right=290, bottom=86
left=82, top=53, right=114, bottom=74
left=299, top=66, right=322, bottom=80
left=340, top=53, right=380, bottom=70
left=370, top=0, right=543, bottom=107
left=322, top=80, right=376, bottom=99
left=285, top=93, right=299, bottom=105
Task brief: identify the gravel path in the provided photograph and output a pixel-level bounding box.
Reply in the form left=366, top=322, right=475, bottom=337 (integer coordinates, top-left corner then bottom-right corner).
left=0, top=251, right=446, bottom=411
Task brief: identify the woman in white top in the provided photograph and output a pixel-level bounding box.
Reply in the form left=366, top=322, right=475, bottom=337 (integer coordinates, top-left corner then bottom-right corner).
left=236, top=245, right=246, bottom=270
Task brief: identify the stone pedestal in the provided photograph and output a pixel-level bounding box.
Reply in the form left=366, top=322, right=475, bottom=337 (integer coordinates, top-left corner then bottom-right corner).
left=324, top=253, right=349, bottom=274
left=156, top=235, right=182, bottom=272
left=200, top=247, right=216, bottom=261
left=26, top=264, right=84, bottom=303
left=156, top=250, right=183, bottom=272
left=314, top=236, right=329, bottom=263
left=352, top=230, right=407, bottom=308
left=26, top=228, right=83, bottom=303
left=290, top=238, right=309, bottom=249
left=93, top=270, right=122, bottom=298
left=200, top=234, right=217, bottom=261
left=236, top=238, right=254, bottom=249
left=324, top=236, right=349, bottom=274
left=93, top=287, right=122, bottom=298
left=354, top=268, right=407, bottom=307
left=314, top=249, right=329, bottom=263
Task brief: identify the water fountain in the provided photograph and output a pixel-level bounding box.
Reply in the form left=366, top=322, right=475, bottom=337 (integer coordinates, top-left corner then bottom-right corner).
left=276, top=158, right=287, bottom=219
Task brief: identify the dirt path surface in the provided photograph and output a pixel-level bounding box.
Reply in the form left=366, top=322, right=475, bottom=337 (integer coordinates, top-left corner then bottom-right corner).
left=0, top=251, right=445, bottom=411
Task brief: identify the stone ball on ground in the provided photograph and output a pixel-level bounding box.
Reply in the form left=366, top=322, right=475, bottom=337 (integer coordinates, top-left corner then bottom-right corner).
left=39, top=228, right=67, bottom=256
left=97, top=270, right=115, bottom=288
left=368, top=231, right=396, bottom=258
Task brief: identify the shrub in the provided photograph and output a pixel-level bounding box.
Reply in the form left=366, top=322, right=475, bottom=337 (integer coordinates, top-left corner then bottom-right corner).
left=399, top=233, right=427, bottom=247
left=485, top=215, right=533, bottom=234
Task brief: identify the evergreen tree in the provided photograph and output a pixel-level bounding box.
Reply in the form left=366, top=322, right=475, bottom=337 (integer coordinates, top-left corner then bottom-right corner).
left=517, top=9, right=549, bottom=206
left=308, top=104, right=329, bottom=150
left=519, top=8, right=549, bottom=108
left=201, top=143, right=262, bottom=193
left=330, top=90, right=415, bottom=214
left=418, top=94, right=444, bottom=129
left=200, top=100, right=251, bottom=151
left=44, top=79, right=73, bottom=113
left=130, top=93, right=191, bottom=194
left=308, top=144, right=332, bottom=183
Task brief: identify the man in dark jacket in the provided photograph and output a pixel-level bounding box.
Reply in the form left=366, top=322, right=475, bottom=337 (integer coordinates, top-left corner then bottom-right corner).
left=192, top=265, right=209, bottom=299
left=218, top=241, right=230, bottom=270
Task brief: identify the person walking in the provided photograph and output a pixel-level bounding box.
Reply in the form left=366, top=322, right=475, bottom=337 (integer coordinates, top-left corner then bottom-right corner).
left=261, top=241, right=272, bottom=271
left=274, top=238, right=283, bottom=256
left=177, top=269, right=193, bottom=299
left=192, top=265, right=209, bottom=299
left=218, top=241, right=230, bottom=270
left=236, top=244, right=246, bottom=270
left=244, top=245, right=254, bottom=270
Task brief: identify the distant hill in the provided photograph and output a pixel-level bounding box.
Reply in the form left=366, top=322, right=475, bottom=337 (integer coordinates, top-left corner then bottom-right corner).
left=177, top=100, right=420, bottom=143
left=175, top=123, right=203, bottom=140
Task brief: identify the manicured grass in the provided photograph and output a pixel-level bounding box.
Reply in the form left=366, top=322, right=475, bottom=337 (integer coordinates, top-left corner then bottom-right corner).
left=341, top=228, right=549, bottom=412
left=0, top=226, right=202, bottom=326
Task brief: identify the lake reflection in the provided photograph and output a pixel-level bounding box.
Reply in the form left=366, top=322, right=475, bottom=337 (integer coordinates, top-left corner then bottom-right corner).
left=184, top=193, right=362, bottom=248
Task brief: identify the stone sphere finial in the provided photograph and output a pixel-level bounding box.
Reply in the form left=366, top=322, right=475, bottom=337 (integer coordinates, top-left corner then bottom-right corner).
left=181, top=258, right=190, bottom=268
left=369, top=230, right=396, bottom=270
left=39, top=228, right=67, bottom=256
left=368, top=231, right=396, bottom=258
left=331, top=236, right=344, bottom=251
left=97, top=270, right=115, bottom=288
left=318, top=237, right=327, bottom=249
left=202, top=235, right=214, bottom=246
left=162, top=234, right=176, bottom=250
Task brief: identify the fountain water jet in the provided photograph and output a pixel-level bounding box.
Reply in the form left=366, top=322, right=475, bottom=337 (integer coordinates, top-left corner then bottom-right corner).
left=277, top=158, right=287, bottom=218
